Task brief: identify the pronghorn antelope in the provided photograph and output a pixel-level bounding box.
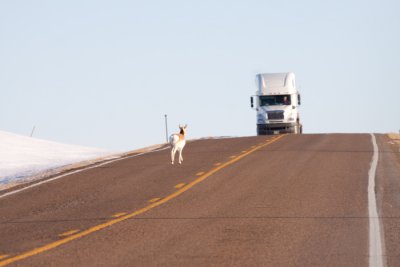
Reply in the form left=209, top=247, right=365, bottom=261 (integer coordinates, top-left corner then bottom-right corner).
left=169, top=124, right=187, bottom=164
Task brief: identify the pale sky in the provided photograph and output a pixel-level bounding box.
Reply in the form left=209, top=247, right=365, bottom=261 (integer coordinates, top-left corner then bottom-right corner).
left=1, top=0, right=399, bottom=151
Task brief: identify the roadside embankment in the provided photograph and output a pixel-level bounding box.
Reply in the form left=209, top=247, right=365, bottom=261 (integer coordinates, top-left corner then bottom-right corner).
left=0, top=143, right=167, bottom=193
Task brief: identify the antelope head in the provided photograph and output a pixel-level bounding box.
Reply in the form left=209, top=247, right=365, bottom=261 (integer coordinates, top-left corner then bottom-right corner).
left=179, top=124, right=187, bottom=135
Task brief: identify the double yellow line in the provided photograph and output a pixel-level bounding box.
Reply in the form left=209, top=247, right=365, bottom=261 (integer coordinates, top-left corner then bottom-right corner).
left=0, top=135, right=285, bottom=266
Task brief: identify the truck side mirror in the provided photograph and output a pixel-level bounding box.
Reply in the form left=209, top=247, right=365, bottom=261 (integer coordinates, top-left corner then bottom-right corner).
left=250, top=96, right=254, bottom=108
left=298, top=94, right=301, bottom=105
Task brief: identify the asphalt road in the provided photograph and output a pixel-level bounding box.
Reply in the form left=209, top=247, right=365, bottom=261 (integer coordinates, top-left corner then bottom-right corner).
left=0, top=134, right=399, bottom=266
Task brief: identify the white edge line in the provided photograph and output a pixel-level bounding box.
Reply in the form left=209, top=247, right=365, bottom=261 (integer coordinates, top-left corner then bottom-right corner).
left=0, top=146, right=170, bottom=200
left=368, top=133, right=385, bottom=267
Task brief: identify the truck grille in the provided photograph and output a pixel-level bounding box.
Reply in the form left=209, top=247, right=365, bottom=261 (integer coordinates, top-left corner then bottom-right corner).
left=267, top=111, right=284, bottom=120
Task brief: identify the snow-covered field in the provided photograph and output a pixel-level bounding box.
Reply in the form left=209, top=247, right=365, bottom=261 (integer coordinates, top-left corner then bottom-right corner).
left=0, top=131, right=113, bottom=190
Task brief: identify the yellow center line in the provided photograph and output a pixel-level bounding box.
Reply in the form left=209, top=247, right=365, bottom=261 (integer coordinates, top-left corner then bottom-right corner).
left=0, top=134, right=285, bottom=267
left=196, top=172, right=205, bottom=176
left=229, top=155, right=236, bottom=159
left=0, top=256, right=8, bottom=261
left=148, top=198, right=161, bottom=203
left=58, top=230, right=80, bottom=237
left=174, top=183, right=186, bottom=189
left=112, top=212, right=127, bottom=218
left=214, top=162, right=221, bottom=166
left=241, top=151, right=247, bottom=153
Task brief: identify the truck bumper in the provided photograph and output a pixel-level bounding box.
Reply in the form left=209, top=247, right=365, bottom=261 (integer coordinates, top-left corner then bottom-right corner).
left=257, top=123, right=299, bottom=135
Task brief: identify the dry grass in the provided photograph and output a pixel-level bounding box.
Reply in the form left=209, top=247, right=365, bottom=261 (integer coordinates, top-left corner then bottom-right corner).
left=388, top=133, right=400, bottom=146
left=388, top=133, right=400, bottom=140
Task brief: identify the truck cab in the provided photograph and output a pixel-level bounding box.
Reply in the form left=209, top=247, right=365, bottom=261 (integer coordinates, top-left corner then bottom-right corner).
left=250, top=72, right=302, bottom=135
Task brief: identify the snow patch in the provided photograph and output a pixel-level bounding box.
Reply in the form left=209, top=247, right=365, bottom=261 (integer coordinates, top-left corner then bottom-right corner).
left=0, top=130, right=114, bottom=189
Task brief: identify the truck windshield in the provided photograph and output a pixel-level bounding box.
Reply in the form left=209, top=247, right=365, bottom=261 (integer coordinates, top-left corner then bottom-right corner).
left=259, top=95, right=291, bottom=106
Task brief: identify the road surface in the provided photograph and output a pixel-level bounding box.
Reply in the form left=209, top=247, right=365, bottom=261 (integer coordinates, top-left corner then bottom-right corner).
left=0, top=134, right=399, bottom=266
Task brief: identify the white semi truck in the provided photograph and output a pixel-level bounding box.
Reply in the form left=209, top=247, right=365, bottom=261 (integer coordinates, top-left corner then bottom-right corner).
left=250, top=72, right=302, bottom=135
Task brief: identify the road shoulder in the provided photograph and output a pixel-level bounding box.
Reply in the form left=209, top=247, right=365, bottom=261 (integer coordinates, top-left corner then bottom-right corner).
left=376, top=134, right=400, bottom=267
